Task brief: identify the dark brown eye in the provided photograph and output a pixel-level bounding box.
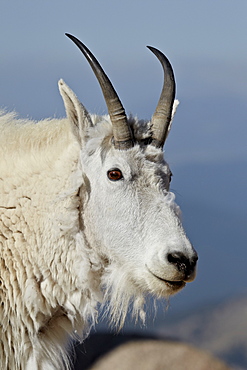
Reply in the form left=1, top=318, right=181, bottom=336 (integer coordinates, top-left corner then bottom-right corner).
left=107, top=169, right=123, bottom=181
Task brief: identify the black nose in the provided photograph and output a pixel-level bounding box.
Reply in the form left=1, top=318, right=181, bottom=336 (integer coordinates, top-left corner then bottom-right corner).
left=167, top=251, right=198, bottom=276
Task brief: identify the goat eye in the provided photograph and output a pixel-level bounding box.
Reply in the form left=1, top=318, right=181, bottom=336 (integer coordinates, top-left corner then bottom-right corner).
left=107, top=169, right=123, bottom=181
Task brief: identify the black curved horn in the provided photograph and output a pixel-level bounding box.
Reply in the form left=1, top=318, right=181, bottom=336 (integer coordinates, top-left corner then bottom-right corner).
left=66, top=34, right=134, bottom=150
left=147, top=46, right=176, bottom=148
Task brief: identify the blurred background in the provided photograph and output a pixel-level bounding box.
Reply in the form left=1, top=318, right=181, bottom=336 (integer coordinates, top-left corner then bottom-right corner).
left=1, top=1, right=246, bottom=368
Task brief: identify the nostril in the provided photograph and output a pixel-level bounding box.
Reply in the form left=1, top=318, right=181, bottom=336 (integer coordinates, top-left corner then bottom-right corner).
left=167, top=252, right=185, bottom=265
left=167, top=251, right=196, bottom=274
left=191, top=254, right=198, bottom=268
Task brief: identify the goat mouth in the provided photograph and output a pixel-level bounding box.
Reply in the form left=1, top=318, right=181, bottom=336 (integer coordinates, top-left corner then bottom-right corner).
left=163, top=279, right=185, bottom=289
left=146, top=267, right=186, bottom=290
left=155, top=275, right=185, bottom=289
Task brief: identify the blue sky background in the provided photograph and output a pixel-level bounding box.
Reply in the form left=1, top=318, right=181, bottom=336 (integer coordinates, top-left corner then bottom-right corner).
left=1, top=1, right=247, bottom=320
left=1, top=1, right=246, bottom=166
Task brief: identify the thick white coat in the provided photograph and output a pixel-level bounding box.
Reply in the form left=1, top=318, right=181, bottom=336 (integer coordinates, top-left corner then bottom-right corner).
left=0, top=79, right=197, bottom=369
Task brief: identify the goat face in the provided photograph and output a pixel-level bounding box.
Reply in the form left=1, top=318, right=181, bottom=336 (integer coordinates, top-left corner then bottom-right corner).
left=60, top=35, right=198, bottom=301
left=81, top=135, right=197, bottom=298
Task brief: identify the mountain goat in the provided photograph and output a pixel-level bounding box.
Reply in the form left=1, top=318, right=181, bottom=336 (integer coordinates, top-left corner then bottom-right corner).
left=0, top=34, right=198, bottom=369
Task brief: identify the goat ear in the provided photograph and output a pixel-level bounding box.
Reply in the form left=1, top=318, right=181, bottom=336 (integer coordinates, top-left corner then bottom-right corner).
left=58, top=79, right=92, bottom=144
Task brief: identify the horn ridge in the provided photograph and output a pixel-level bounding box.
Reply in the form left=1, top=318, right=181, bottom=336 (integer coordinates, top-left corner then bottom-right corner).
left=65, top=34, right=134, bottom=150
left=147, top=46, right=176, bottom=148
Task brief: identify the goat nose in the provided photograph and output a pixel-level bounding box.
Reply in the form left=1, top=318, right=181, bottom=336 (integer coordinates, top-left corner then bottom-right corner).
left=167, top=251, right=198, bottom=275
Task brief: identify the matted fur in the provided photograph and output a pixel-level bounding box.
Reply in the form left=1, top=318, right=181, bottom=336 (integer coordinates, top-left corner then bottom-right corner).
left=0, top=78, right=196, bottom=370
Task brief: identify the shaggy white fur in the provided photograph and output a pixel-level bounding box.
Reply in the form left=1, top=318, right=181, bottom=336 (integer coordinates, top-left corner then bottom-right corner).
left=0, top=80, right=196, bottom=370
